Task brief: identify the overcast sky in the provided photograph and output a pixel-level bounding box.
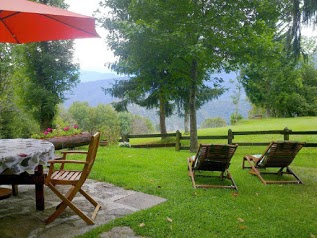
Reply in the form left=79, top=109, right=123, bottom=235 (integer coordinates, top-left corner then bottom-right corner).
left=65, top=0, right=115, bottom=73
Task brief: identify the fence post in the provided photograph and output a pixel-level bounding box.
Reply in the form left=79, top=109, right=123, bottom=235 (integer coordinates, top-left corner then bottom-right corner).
left=121, top=134, right=129, bottom=143
left=228, top=129, right=233, bottom=144
left=175, top=130, right=181, bottom=151
left=283, top=127, right=291, bottom=141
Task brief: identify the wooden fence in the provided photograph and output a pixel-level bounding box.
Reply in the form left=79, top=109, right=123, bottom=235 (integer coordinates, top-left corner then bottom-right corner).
left=121, top=127, right=317, bottom=151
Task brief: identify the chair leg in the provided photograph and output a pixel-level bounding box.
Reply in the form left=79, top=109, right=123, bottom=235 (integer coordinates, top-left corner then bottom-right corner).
left=286, top=167, right=303, bottom=184
left=245, top=157, right=267, bottom=185
left=242, top=156, right=254, bottom=169
left=242, top=157, right=246, bottom=169
left=187, top=158, right=196, bottom=188
left=227, top=170, right=238, bottom=191
left=55, top=186, right=75, bottom=210
left=46, top=183, right=96, bottom=225
left=79, top=188, right=101, bottom=220
left=45, top=183, right=74, bottom=224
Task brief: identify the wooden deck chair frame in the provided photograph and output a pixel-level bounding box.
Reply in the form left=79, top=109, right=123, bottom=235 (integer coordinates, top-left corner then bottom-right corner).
left=45, top=132, right=101, bottom=225
left=242, top=141, right=305, bottom=185
left=188, top=144, right=238, bottom=190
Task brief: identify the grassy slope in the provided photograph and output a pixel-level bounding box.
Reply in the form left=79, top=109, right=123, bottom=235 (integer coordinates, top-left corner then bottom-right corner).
left=78, top=117, right=317, bottom=238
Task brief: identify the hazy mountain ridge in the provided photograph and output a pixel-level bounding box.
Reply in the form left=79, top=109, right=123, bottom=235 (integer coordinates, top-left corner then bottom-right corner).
left=64, top=70, right=252, bottom=130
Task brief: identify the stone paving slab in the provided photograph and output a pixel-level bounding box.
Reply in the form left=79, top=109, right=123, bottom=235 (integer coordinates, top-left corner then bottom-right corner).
left=0, top=179, right=166, bottom=238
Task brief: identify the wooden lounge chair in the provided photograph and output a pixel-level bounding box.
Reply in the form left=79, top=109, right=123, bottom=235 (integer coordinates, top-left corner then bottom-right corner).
left=188, top=144, right=238, bottom=190
left=242, top=141, right=305, bottom=185
left=45, top=132, right=101, bottom=225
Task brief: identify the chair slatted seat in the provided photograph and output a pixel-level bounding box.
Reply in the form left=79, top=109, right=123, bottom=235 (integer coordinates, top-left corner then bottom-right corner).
left=242, top=141, right=305, bottom=185
left=188, top=144, right=238, bottom=190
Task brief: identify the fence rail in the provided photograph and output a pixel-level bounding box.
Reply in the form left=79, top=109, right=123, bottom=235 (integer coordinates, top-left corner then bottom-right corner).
left=120, top=127, right=317, bottom=151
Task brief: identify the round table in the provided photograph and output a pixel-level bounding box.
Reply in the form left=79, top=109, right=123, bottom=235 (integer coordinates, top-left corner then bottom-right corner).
left=0, top=138, right=55, bottom=174
left=0, top=139, right=55, bottom=206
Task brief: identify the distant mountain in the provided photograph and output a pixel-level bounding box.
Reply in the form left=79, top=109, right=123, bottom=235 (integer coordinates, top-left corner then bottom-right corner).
left=64, top=71, right=252, bottom=131
left=79, top=70, right=122, bottom=82
left=64, top=79, right=114, bottom=107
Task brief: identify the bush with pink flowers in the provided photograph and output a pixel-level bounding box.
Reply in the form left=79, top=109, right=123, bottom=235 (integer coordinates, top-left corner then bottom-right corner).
left=31, top=124, right=81, bottom=139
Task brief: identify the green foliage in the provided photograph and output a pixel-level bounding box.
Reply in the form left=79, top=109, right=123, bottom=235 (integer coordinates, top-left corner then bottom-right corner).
left=68, top=102, right=92, bottom=132
left=14, top=40, right=79, bottom=130
left=99, top=0, right=282, bottom=152
left=118, top=112, right=133, bottom=136
left=96, top=104, right=121, bottom=143
left=248, top=105, right=267, bottom=119
left=241, top=47, right=317, bottom=117
left=230, top=113, right=244, bottom=125
left=12, top=0, right=79, bottom=131
left=131, top=114, right=155, bottom=134
left=53, top=105, right=77, bottom=128
left=282, top=0, right=317, bottom=60
left=230, top=73, right=243, bottom=124
left=0, top=44, right=38, bottom=138
left=69, top=102, right=121, bottom=143
left=68, top=102, right=155, bottom=142
left=31, top=125, right=81, bottom=139
left=200, top=117, right=227, bottom=129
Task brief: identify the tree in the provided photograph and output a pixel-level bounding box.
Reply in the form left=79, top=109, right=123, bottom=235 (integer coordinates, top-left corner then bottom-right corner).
left=174, top=77, right=226, bottom=133
left=241, top=38, right=317, bottom=117
left=230, top=74, right=243, bottom=124
left=68, top=102, right=92, bottom=132
left=201, top=117, right=227, bottom=129
left=104, top=76, right=175, bottom=137
left=0, top=44, right=39, bottom=138
left=282, top=0, right=317, bottom=60
left=0, top=44, right=15, bottom=138
left=68, top=102, right=121, bottom=143
left=14, top=0, right=79, bottom=131
left=100, top=0, right=283, bottom=152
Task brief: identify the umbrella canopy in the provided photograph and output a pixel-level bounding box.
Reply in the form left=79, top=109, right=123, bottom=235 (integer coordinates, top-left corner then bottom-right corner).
left=0, top=0, right=99, bottom=43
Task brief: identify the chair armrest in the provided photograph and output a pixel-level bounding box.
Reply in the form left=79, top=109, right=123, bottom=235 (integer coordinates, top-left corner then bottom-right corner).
left=61, top=151, right=88, bottom=155
left=56, top=151, right=88, bottom=170
left=48, top=160, right=88, bottom=165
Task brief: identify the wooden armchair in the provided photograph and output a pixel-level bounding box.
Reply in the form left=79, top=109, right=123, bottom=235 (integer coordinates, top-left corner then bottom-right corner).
left=45, top=132, right=101, bottom=225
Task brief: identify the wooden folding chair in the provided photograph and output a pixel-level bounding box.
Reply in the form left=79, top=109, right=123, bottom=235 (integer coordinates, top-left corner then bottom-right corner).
left=188, top=144, right=238, bottom=190
left=45, top=132, right=101, bottom=225
left=242, top=141, right=305, bottom=185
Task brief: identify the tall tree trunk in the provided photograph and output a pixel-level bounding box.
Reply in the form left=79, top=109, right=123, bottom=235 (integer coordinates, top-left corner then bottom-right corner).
left=266, top=107, right=271, bottom=117
left=40, top=104, right=54, bottom=131
left=40, top=117, right=52, bottom=131
left=184, top=107, right=189, bottom=134
left=159, top=95, right=167, bottom=139
left=189, top=60, right=198, bottom=152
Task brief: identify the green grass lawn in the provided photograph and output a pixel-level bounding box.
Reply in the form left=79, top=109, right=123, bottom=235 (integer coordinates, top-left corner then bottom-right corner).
left=76, top=117, right=317, bottom=238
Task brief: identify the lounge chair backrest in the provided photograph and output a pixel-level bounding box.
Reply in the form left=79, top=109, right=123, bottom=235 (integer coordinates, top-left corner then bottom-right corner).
left=257, top=141, right=304, bottom=168
left=194, top=144, right=238, bottom=171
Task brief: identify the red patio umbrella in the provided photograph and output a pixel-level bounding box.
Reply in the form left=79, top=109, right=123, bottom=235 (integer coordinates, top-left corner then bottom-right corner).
left=0, top=0, right=99, bottom=43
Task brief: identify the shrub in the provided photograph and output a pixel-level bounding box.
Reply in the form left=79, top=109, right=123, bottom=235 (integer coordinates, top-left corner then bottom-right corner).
left=200, top=117, right=227, bottom=128
left=31, top=124, right=81, bottom=139
left=230, top=113, right=243, bottom=125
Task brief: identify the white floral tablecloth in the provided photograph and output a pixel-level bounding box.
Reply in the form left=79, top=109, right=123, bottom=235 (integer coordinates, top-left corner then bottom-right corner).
left=0, top=139, right=55, bottom=174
